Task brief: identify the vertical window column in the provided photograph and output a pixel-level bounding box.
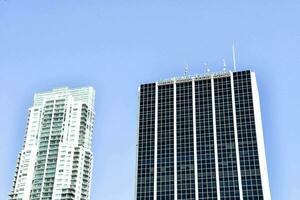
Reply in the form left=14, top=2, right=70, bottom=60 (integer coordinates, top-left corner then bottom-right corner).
left=157, top=84, right=174, bottom=200
left=233, top=71, right=263, bottom=199
left=214, top=77, right=240, bottom=200
left=136, top=83, right=156, bottom=200
left=230, top=72, right=244, bottom=200
left=211, top=77, right=221, bottom=200
left=195, top=78, right=218, bottom=200
left=176, top=82, right=196, bottom=200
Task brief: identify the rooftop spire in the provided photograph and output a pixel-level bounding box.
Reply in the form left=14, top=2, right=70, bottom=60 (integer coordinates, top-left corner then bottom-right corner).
left=184, top=64, right=189, bottom=76
left=204, top=63, right=210, bottom=73
left=223, top=59, right=227, bottom=71
left=232, top=43, right=237, bottom=71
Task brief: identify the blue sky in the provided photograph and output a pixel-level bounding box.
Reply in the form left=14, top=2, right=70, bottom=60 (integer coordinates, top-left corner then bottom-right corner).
left=0, top=1, right=299, bottom=199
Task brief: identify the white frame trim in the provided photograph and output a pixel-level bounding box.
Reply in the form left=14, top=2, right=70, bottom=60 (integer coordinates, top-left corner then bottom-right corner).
left=192, top=78, right=199, bottom=200
left=173, top=80, right=178, bottom=200
left=211, top=77, right=221, bottom=200
left=251, top=72, right=271, bottom=200
left=134, top=87, right=141, bottom=200
left=154, top=82, right=158, bottom=200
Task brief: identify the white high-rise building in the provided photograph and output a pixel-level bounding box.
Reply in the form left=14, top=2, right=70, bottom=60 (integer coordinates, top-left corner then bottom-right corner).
left=9, top=87, right=95, bottom=200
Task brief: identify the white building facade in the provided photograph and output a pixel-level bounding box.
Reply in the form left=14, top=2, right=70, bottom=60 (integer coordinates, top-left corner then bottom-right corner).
left=9, top=87, right=95, bottom=200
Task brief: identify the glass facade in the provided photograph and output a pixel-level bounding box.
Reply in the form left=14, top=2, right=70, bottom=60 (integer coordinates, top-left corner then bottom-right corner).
left=195, top=79, right=217, bottom=199
left=234, top=71, right=263, bottom=199
left=157, top=84, right=174, bottom=200
left=137, top=83, right=156, bottom=200
left=136, top=70, right=270, bottom=200
left=214, top=77, right=240, bottom=200
left=176, top=82, right=196, bottom=200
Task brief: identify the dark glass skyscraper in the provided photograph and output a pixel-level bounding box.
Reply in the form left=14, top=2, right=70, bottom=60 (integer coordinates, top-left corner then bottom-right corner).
left=136, top=70, right=271, bottom=200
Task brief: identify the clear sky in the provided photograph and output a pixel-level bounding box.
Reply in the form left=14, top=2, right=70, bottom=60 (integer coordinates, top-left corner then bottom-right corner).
left=0, top=1, right=299, bottom=199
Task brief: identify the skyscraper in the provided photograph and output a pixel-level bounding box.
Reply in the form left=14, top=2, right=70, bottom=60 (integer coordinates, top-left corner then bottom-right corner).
left=9, top=87, right=95, bottom=200
left=136, top=70, right=271, bottom=200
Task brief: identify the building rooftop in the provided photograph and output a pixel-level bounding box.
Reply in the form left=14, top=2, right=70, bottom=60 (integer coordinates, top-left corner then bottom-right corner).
left=140, top=70, right=252, bottom=86
left=33, top=86, right=95, bottom=107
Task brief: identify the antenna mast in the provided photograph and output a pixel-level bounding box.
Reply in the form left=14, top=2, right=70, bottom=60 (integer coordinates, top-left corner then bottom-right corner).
left=223, top=59, right=227, bottom=71
left=232, top=44, right=237, bottom=71
left=204, top=63, right=210, bottom=73
left=184, top=64, right=189, bottom=76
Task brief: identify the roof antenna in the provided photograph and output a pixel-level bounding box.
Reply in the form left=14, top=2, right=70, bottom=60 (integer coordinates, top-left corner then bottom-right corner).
left=223, top=59, right=227, bottom=72
left=184, top=64, right=189, bottom=76
left=204, top=63, right=210, bottom=73
left=232, top=43, right=237, bottom=71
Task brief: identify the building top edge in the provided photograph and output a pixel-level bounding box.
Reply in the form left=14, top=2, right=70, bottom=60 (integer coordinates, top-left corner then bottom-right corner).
left=34, top=86, right=95, bottom=96
left=33, top=86, right=95, bottom=107
left=140, top=70, right=251, bottom=86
